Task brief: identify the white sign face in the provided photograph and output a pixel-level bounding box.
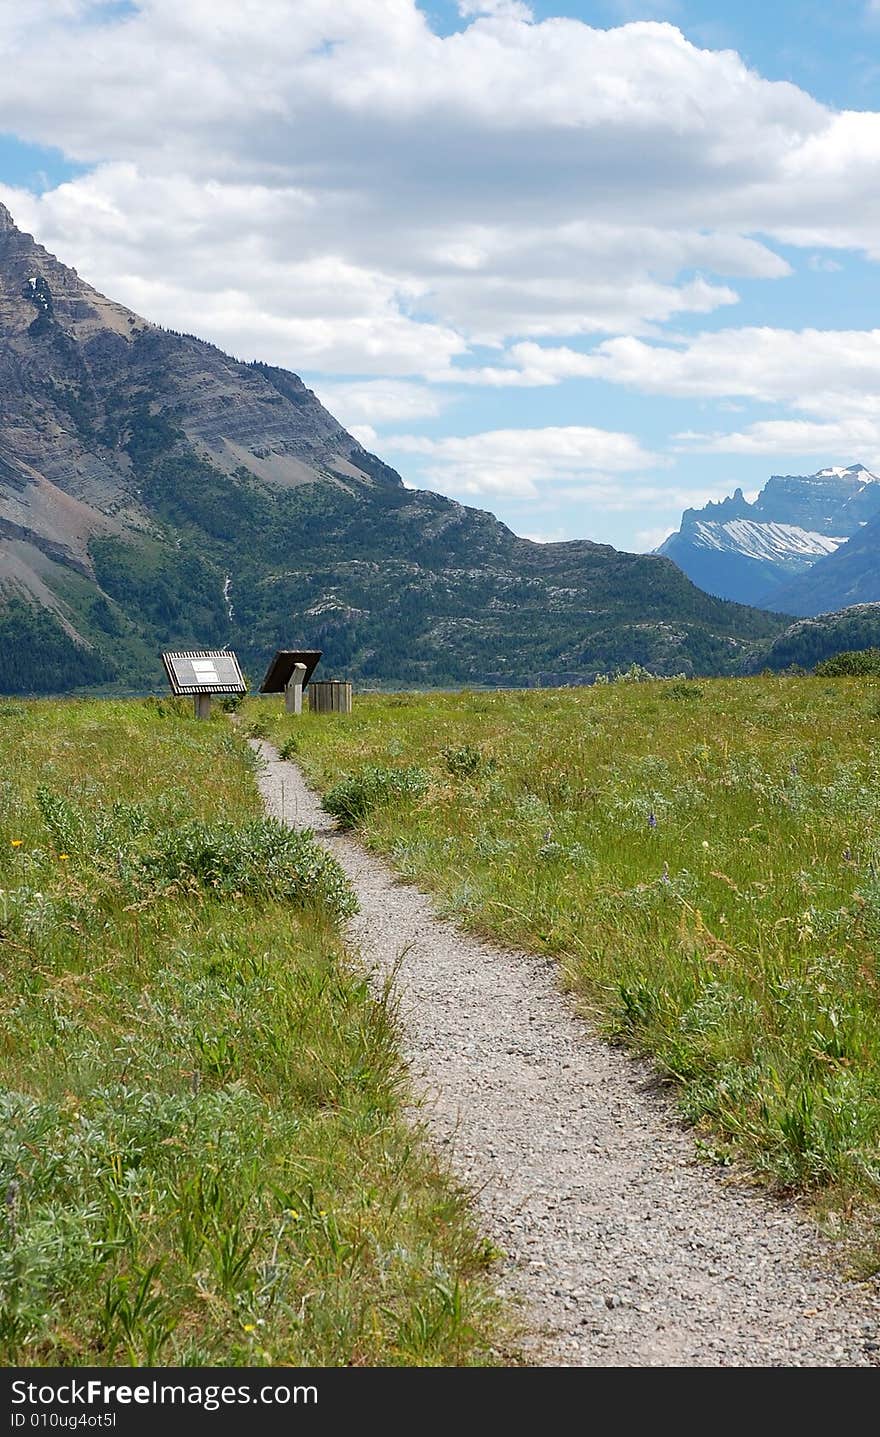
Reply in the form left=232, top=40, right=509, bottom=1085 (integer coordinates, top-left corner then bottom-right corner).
left=162, top=650, right=246, bottom=696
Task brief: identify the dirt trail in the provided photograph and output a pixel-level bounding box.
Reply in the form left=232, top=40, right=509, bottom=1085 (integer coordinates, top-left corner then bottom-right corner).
left=254, top=741, right=880, bottom=1367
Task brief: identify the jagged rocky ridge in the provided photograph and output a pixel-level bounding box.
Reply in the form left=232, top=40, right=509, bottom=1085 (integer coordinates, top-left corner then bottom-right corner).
left=658, top=465, right=880, bottom=608
left=0, top=203, right=786, bottom=693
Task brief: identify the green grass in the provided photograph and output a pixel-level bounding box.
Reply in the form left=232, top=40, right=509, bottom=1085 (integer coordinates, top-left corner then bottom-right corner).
left=256, top=677, right=880, bottom=1260
left=0, top=698, right=502, bottom=1366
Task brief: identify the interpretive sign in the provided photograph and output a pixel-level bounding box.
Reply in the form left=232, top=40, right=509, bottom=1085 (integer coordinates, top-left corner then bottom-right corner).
left=259, top=650, right=322, bottom=695
left=162, top=649, right=247, bottom=720
left=259, top=649, right=322, bottom=715
left=162, top=650, right=247, bottom=696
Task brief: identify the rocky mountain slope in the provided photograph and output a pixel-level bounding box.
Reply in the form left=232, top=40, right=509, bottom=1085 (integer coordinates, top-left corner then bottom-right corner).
left=768, top=509, right=880, bottom=617
left=0, top=203, right=786, bottom=693
left=658, top=465, right=880, bottom=607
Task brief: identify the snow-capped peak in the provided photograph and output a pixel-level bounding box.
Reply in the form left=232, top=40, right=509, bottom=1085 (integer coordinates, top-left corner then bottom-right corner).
left=815, top=463, right=879, bottom=481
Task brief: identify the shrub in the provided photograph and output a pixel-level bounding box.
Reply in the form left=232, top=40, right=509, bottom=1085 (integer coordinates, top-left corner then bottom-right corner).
left=278, top=736, right=300, bottom=760
left=36, top=786, right=152, bottom=858
left=323, top=766, right=430, bottom=828
left=662, top=681, right=704, bottom=702
left=815, top=648, right=880, bottom=677
left=441, top=744, right=495, bottom=779
left=244, top=716, right=271, bottom=739
left=136, top=817, right=357, bottom=919
left=611, top=664, right=657, bottom=684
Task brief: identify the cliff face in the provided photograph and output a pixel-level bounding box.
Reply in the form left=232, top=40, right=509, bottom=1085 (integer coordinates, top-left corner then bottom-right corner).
left=0, top=204, right=785, bottom=694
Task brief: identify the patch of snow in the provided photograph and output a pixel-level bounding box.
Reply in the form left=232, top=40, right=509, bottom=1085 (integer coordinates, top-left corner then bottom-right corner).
left=814, top=463, right=879, bottom=482
left=692, top=519, right=846, bottom=564
left=223, top=573, right=234, bottom=622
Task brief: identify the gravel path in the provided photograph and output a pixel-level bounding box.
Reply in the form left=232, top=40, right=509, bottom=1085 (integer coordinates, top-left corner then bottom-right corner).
left=254, top=741, right=880, bottom=1367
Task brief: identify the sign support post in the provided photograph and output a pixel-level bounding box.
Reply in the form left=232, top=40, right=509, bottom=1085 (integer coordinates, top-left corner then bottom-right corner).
left=259, top=649, right=323, bottom=709
left=285, top=662, right=308, bottom=715
left=194, top=694, right=212, bottom=721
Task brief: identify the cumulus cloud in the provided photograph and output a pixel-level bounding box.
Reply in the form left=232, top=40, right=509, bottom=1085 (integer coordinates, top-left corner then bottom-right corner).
left=313, top=380, right=446, bottom=426
left=0, top=2, right=875, bottom=385
left=0, top=169, right=468, bottom=375
left=481, top=327, right=880, bottom=467
left=383, top=424, right=660, bottom=498
left=498, top=328, right=880, bottom=415
left=676, top=417, right=880, bottom=465
left=4, top=1, right=880, bottom=528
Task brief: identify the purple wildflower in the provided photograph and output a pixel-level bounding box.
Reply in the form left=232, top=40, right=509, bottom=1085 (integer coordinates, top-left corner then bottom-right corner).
left=648, top=811, right=658, bottom=829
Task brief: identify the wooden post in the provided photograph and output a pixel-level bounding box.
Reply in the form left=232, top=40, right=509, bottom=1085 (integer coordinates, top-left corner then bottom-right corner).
left=285, top=662, right=308, bottom=715
left=194, top=694, right=212, bottom=720
left=308, top=680, right=353, bottom=715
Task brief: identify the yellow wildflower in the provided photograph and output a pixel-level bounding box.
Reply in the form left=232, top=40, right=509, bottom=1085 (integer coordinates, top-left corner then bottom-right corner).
left=58, top=853, right=70, bottom=861
left=10, top=839, right=22, bottom=848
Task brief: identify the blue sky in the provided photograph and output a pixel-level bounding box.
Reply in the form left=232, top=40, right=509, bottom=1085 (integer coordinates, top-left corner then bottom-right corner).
left=2, top=1, right=880, bottom=550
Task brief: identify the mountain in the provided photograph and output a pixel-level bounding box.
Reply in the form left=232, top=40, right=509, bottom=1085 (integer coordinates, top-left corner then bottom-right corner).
left=658, top=465, right=880, bottom=607
left=0, top=203, right=786, bottom=694
left=768, top=510, right=880, bottom=617
left=756, top=603, right=880, bottom=672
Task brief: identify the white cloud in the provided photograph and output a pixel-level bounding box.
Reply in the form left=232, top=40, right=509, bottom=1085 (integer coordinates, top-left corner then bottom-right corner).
left=0, top=171, right=748, bottom=371
left=4, top=0, right=880, bottom=537
left=384, top=425, right=659, bottom=498
left=634, top=524, right=675, bottom=551
left=0, top=169, right=468, bottom=376
left=457, top=1, right=533, bottom=19
left=313, top=379, right=446, bottom=425
left=676, top=417, right=880, bottom=465
left=347, top=424, right=379, bottom=448
left=488, top=327, right=880, bottom=468
left=496, top=329, right=880, bottom=419
left=0, top=4, right=875, bottom=384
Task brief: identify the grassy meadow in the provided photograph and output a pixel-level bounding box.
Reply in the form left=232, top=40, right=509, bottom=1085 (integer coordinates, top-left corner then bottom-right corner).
left=256, top=676, right=880, bottom=1259
left=0, top=698, right=502, bottom=1366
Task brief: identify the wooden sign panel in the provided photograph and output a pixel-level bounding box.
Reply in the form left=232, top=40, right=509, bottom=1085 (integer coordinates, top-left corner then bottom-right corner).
left=259, top=650, right=322, bottom=694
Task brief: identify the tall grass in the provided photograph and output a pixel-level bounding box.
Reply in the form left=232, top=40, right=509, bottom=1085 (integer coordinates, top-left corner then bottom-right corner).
left=0, top=698, right=501, bottom=1365
left=258, top=678, right=880, bottom=1259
